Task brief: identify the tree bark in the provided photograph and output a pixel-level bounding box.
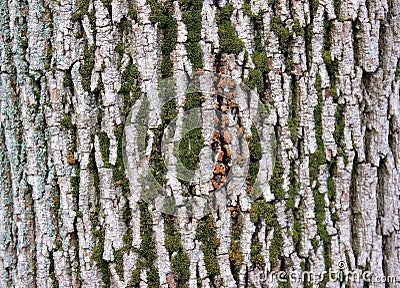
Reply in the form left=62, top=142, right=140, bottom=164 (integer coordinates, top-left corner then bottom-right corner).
left=0, top=0, right=399, bottom=287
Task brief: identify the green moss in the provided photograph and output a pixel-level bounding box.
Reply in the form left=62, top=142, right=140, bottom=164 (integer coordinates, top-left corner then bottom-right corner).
left=323, top=51, right=339, bottom=78
left=121, top=200, right=132, bottom=223
left=60, top=115, right=73, bottom=129
left=63, top=71, right=73, bottom=89
left=171, top=252, right=190, bottom=283
left=250, top=200, right=282, bottom=266
left=284, top=58, right=295, bottom=74
left=323, top=18, right=333, bottom=51
left=53, top=191, right=60, bottom=212
left=127, top=204, right=161, bottom=287
left=135, top=98, right=150, bottom=161
left=196, top=215, right=220, bottom=276
left=309, top=0, right=319, bottom=19
left=264, top=204, right=278, bottom=229
left=186, top=42, right=203, bottom=70
left=248, top=126, right=263, bottom=161
left=216, top=3, right=234, bottom=22
left=181, top=0, right=204, bottom=70
left=147, top=0, right=177, bottom=53
left=147, top=0, right=178, bottom=78
left=288, top=80, right=299, bottom=144
left=250, top=239, right=264, bottom=267
left=311, top=74, right=326, bottom=172
left=88, top=138, right=101, bottom=197
left=138, top=208, right=157, bottom=263
left=147, top=265, right=160, bottom=288
left=184, top=92, right=205, bottom=111
left=134, top=203, right=160, bottom=287
left=293, top=216, right=302, bottom=249
left=250, top=200, right=266, bottom=224
left=314, top=191, right=329, bottom=244
left=160, top=55, right=174, bottom=78
left=331, top=211, right=339, bottom=222
left=270, top=17, right=295, bottom=73
left=160, top=99, right=177, bottom=127
left=20, top=38, right=28, bottom=50
left=252, top=49, right=270, bottom=74
left=216, top=4, right=245, bottom=55
left=178, top=127, right=204, bottom=171
left=81, top=45, right=95, bottom=93
left=49, top=272, right=59, bottom=288
left=149, top=131, right=168, bottom=186
left=270, top=17, right=293, bottom=55
left=91, top=229, right=111, bottom=287
left=245, top=68, right=264, bottom=92
left=322, top=16, right=340, bottom=97
left=45, top=45, right=53, bottom=70
left=229, top=203, right=243, bottom=280
left=128, top=6, right=138, bottom=21
left=98, top=131, right=110, bottom=167
left=112, top=125, right=131, bottom=197
left=100, top=0, right=112, bottom=17
left=334, top=0, right=341, bottom=19
left=33, top=89, right=41, bottom=110
left=311, top=75, right=326, bottom=181
left=160, top=23, right=178, bottom=56
left=327, top=177, right=335, bottom=202
left=246, top=162, right=260, bottom=191
left=293, top=20, right=304, bottom=36
left=269, top=160, right=285, bottom=200
left=117, top=15, right=128, bottom=31
left=71, top=168, right=80, bottom=198
left=334, top=103, right=347, bottom=162
left=229, top=238, right=243, bottom=274
left=115, top=42, right=124, bottom=57
left=309, top=74, right=332, bottom=287
left=113, top=230, right=133, bottom=281
left=123, top=233, right=133, bottom=247
left=72, top=0, right=90, bottom=22
left=243, top=2, right=252, bottom=17
left=119, top=60, right=141, bottom=116
left=164, top=216, right=183, bottom=252
left=247, top=125, right=262, bottom=189
left=304, top=23, right=314, bottom=66
left=88, top=10, right=96, bottom=37
left=286, top=161, right=297, bottom=211
left=114, top=249, right=125, bottom=280
left=243, top=12, right=269, bottom=103
left=217, top=23, right=245, bottom=55
left=269, top=224, right=283, bottom=267
left=127, top=264, right=142, bottom=287
left=278, top=277, right=291, bottom=288
left=163, top=215, right=190, bottom=284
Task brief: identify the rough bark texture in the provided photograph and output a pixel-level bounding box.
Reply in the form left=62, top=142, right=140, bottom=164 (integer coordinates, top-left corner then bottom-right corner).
left=0, top=0, right=399, bottom=287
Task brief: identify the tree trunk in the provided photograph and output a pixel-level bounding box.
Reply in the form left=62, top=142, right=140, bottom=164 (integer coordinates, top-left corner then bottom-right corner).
left=0, top=0, right=399, bottom=287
